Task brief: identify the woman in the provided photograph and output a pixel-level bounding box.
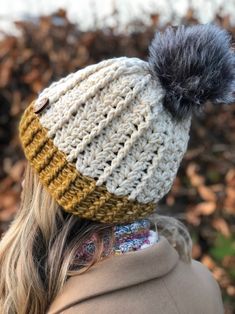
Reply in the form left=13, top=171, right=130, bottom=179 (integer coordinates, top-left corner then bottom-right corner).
left=0, top=23, right=234, bottom=314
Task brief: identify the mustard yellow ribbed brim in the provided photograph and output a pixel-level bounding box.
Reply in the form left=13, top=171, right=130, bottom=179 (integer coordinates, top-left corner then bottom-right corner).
left=19, top=102, right=156, bottom=223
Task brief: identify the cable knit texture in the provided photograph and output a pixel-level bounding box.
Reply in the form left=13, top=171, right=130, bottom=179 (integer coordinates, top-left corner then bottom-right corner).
left=19, top=57, right=191, bottom=223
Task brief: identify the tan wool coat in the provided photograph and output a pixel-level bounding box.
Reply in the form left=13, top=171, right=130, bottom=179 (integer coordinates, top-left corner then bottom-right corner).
left=48, top=236, right=224, bottom=314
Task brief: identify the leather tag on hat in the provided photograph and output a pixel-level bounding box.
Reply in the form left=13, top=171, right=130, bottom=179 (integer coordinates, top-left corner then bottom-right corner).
left=34, top=97, right=50, bottom=114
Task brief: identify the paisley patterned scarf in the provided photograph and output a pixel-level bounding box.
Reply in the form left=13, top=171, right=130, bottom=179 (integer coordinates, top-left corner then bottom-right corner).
left=75, top=219, right=158, bottom=266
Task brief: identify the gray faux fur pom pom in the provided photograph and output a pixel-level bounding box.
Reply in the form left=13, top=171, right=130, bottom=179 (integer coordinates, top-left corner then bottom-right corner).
left=148, top=24, right=235, bottom=120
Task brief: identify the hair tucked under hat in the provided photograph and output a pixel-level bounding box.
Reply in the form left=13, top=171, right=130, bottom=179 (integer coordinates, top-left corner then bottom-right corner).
left=19, top=23, right=235, bottom=224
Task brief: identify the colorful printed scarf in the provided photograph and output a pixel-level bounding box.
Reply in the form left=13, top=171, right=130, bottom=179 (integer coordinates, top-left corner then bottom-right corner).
left=75, top=219, right=158, bottom=265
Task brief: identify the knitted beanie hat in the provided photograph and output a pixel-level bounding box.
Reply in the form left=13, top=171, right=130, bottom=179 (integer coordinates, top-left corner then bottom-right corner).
left=19, top=24, right=235, bottom=223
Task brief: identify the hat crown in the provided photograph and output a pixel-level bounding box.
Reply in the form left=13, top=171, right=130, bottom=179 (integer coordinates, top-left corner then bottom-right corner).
left=20, top=56, right=191, bottom=223
left=37, top=57, right=190, bottom=205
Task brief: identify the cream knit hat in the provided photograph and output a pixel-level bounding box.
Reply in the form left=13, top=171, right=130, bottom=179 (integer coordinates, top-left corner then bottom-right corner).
left=19, top=24, right=235, bottom=223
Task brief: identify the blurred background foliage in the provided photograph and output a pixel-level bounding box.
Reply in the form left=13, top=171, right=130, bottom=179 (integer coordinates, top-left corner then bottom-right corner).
left=0, top=5, right=234, bottom=313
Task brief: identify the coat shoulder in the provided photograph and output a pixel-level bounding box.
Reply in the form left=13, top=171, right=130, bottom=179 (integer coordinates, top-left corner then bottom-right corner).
left=162, top=259, right=224, bottom=314
left=47, top=238, right=224, bottom=314
left=56, top=260, right=224, bottom=314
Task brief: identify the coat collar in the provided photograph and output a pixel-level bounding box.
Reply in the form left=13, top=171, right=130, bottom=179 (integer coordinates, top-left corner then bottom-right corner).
left=48, top=236, right=179, bottom=314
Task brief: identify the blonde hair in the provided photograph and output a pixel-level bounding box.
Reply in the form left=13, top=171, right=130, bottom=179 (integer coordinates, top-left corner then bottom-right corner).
left=0, top=163, right=192, bottom=314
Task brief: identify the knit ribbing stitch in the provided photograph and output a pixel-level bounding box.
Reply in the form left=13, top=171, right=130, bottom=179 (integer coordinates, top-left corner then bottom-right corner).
left=19, top=57, right=191, bottom=223
left=19, top=103, right=156, bottom=223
